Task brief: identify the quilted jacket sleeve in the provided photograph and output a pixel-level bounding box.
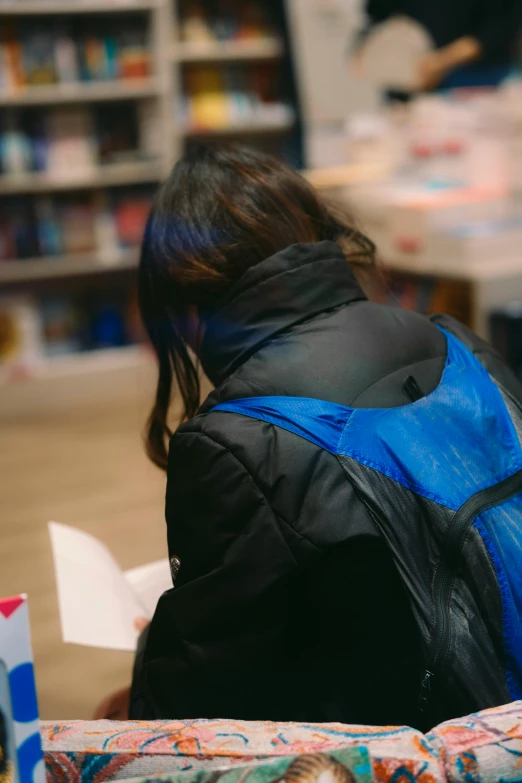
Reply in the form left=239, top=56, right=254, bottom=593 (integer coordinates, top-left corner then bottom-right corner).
left=131, top=428, right=302, bottom=720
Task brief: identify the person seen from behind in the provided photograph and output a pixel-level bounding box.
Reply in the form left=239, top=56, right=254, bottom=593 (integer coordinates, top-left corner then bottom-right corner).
left=100, top=145, right=522, bottom=729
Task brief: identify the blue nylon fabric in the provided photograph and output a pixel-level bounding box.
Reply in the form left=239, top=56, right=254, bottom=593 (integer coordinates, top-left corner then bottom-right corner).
left=474, top=498, right=522, bottom=700
left=211, top=395, right=353, bottom=455
left=212, top=329, right=522, bottom=509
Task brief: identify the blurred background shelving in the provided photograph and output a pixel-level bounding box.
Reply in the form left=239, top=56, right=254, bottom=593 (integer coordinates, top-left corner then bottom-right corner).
left=0, top=0, right=304, bottom=392
left=3, top=0, right=522, bottom=397
left=0, top=0, right=170, bottom=389
left=169, top=0, right=302, bottom=163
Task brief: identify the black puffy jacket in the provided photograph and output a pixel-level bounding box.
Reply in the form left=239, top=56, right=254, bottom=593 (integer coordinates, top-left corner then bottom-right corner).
left=131, top=241, right=522, bottom=727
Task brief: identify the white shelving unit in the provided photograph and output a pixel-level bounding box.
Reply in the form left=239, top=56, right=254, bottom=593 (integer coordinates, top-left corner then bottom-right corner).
left=0, top=343, right=155, bottom=418
left=183, top=116, right=294, bottom=138
left=0, top=77, right=161, bottom=107
left=0, top=249, right=138, bottom=284
left=0, top=1, right=159, bottom=15
left=0, top=160, right=164, bottom=195
left=172, top=37, right=283, bottom=63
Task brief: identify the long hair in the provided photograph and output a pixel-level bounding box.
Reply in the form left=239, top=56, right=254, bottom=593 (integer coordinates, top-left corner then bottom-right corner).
left=139, top=145, right=375, bottom=469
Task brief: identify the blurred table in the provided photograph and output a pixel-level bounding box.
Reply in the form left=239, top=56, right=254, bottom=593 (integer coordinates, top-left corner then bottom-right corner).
left=305, top=165, right=522, bottom=339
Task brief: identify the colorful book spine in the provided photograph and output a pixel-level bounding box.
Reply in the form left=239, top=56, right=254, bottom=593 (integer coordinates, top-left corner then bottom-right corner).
left=54, top=27, right=79, bottom=84
left=22, top=25, right=56, bottom=86
left=34, top=197, right=62, bottom=257
left=2, top=26, right=25, bottom=92
left=188, top=66, right=229, bottom=128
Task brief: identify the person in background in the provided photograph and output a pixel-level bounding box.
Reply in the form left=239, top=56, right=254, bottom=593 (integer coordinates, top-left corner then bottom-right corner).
left=364, top=0, right=522, bottom=90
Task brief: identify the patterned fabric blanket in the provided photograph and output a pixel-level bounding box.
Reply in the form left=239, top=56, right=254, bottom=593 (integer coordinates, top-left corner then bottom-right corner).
left=41, top=701, right=522, bottom=783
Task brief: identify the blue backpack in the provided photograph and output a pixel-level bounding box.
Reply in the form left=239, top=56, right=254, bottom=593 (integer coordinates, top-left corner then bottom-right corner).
left=213, top=328, right=522, bottom=720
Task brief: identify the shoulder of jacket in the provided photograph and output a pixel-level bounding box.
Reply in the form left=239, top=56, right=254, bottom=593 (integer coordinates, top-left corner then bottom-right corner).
left=169, top=409, right=268, bottom=479
left=430, top=313, right=503, bottom=361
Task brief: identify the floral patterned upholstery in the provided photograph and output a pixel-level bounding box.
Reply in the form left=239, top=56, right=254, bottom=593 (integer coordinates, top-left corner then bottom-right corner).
left=42, top=718, right=442, bottom=783
left=41, top=701, right=522, bottom=783
left=428, top=701, right=522, bottom=783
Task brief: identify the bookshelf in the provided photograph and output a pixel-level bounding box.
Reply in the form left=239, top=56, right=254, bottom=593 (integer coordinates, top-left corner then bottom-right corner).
left=0, top=0, right=304, bottom=391
left=0, top=0, right=171, bottom=385
left=169, top=0, right=302, bottom=165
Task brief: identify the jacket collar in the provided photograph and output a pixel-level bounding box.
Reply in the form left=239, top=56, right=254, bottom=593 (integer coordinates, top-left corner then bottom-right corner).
left=199, top=241, right=367, bottom=386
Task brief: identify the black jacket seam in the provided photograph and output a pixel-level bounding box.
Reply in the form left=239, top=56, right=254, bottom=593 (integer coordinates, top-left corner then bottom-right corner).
left=173, top=429, right=322, bottom=557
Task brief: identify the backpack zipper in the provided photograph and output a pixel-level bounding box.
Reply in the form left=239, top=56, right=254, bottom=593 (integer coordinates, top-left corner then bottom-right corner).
left=419, top=468, right=522, bottom=713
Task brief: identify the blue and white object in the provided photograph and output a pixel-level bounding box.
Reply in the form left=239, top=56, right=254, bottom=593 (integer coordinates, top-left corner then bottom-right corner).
left=0, top=595, right=44, bottom=783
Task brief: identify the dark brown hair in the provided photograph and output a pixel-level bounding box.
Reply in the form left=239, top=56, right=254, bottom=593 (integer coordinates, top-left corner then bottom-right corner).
left=138, top=145, right=375, bottom=469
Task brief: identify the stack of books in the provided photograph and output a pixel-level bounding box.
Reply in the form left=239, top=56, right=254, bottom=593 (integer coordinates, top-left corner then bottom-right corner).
left=0, top=186, right=153, bottom=261
left=181, top=63, right=293, bottom=131
left=179, top=0, right=276, bottom=44
left=0, top=103, right=150, bottom=177
left=0, top=19, right=151, bottom=94
left=0, top=287, right=145, bottom=371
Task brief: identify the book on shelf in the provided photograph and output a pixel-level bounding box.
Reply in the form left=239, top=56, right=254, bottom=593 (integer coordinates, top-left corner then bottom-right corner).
left=34, top=196, right=62, bottom=256
left=0, top=296, right=43, bottom=375
left=137, top=98, right=162, bottom=158
left=54, top=24, right=79, bottom=84
left=0, top=183, right=153, bottom=263
left=0, top=111, right=32, bottom=174
left=45, top=106, right=97, bottom=176
left=0, top=198, right=38, bottom=259
left=182, top=62, right=293, bottom=131
left=0, top=24, right=24, bottom=93
left=179, top=0, right=276, bottom=44
left=114, top=192, right=151, bottom=248
left=119, top=26, right=150, bottom=79
left=93, top=192, right=120, bottom=263
left=60, top=201, right=96, bottom=255
left=40, top=297, right=83, bottom=357
left=96, top=102, right=139, bottom=164
left=0, top=103, right=152, bottom=178
left=0, top=288, right=142, bottom=368
left=21, top=23, right=57, bottom=86
left=185, top=66, right=229, bottom=128
left=80, top=34, right=119, bottom=82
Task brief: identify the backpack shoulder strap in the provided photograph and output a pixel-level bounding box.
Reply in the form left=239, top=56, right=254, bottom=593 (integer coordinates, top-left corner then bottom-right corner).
left=211, top=396, right=353, bottom=454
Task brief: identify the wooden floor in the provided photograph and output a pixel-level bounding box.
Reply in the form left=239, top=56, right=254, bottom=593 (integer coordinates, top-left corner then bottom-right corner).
left=0, top=392, right=168, bottom=720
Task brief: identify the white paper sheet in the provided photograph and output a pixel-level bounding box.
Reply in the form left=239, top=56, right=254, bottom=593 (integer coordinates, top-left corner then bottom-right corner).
left=48, top=522, right=171, bottom=651
left=125, top=559, right=173, bottom=618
